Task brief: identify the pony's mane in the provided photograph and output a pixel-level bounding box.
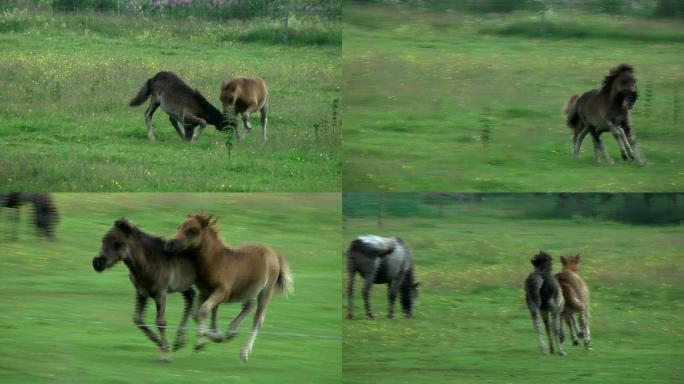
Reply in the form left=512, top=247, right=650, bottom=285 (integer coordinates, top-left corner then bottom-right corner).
left=192, top=89, right=222, bottom=117
left=193, top=213, right=228, bottom=247
left=601, top=64, right=634, bottom=93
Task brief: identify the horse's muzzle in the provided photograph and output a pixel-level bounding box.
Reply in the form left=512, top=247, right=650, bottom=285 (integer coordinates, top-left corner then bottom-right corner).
left=92, top=256, right=106, bottom=272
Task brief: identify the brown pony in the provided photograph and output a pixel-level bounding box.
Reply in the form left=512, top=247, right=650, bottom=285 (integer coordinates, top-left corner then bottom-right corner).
left=219, top=77, right=269, bottom=142
left=563, top=64, right=645, bottom=165
left=165, top=213, right=293, bottom=362
left=555, top=254, right=592, bottom=350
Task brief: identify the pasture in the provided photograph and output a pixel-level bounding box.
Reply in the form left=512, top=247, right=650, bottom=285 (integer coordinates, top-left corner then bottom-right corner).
left=0, top=10, right=341, bottom=192
left=343, top=194, right=684, bottom=383
left=0, top=193, right=341, bottom=383
left=342, top=4, right=684, bottom=192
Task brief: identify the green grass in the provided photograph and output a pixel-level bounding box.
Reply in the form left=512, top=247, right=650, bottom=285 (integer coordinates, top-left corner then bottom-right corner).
left=0, top=193, right=341, bottom=383
left=0, top=11, right=341, bottom=192
left=342, top=5, right=684, bottom=192
left=343, top=194, right=684, bottom=383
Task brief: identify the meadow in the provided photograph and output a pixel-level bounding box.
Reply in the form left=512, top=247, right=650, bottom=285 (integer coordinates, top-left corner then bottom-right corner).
left=0, top=193, right=341, bottom=383
left=342, top=4, right=684, bottom=192
left=0, top=10, right=341, bottom=191
left=342, top=194, right=684, bottom=383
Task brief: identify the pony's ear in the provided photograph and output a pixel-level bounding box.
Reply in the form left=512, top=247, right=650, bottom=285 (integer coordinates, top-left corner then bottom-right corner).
left=209, top=216, right=219, bottom=227
left=576, top=254, right=582, bottom=261
left=115, top=218, right=133, bottom=236
left=197, top=215, right=212, bottom=228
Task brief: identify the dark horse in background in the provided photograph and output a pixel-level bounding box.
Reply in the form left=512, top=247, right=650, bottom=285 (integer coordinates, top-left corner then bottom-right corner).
left=346, top=235, right=420, bottom=319
left=1, top=193, right=59, bottom=241
left=563, top=64, right=646, bottom=165
left=129, top=71, right=228, bottom=142
left=92, top=218, right=221, bottom=361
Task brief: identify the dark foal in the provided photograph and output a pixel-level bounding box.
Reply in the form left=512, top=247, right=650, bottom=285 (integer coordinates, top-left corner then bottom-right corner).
left=92, top=218, right=219, bottom=360
left=563, top=64, right=645, bottom=165
left=524, top=251, right=566, bottom=356
left=346, top=235, right=420, bottom=320
left=129, top=71, right=228, bottom=142
left=1, top=193, right=59, bottom=241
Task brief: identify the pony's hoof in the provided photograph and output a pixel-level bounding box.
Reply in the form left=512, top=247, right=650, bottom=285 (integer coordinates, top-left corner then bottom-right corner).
left=159, top=352, right=170, bottom=362
left=559, top=351, right=567, bottom=356
left=240, top=350, right=249, bottom=362
left=194, top=339, right=207, bottom=352
left=387, top=313, right=394, bottom=319
left=572, top=340, right=579, bottom=346
left=346, top=314, right=353, bottom=320
left=224, top=332, right=238, bottom=342
left=172, top=341, right=185, bottom=351
left=207, top=331, right=225, bottom=343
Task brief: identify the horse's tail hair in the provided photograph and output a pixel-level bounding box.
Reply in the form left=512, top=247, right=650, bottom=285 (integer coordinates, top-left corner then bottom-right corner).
left=275, top=253, right=294, bottom=296
left=563, top=94, right=580, bottom=128
left=129, top=78, right=151, bottom=106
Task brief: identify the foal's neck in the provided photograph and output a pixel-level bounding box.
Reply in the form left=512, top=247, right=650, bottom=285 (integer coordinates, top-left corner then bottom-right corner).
left=198, top=231, right=232, bottom=262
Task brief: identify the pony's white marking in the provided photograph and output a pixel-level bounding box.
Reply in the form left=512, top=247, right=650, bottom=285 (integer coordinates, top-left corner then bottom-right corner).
left=357, top=235, right=394, bottom=249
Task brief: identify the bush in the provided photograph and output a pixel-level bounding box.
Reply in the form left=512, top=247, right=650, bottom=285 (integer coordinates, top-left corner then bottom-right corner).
left=52, top=0, right=118, bottom=12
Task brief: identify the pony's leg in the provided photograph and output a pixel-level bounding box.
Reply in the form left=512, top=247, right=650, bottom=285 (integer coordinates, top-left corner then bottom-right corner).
left=225, top=299, right=255, bottom=341
left=173, top=288, right=195, bottom=351
left=206, top=305, right=225, bottom=342
left=168, top=116, right=186, bottom=141
left=551, top=305, right=566, bottom=356
left=144, top=102, right=160, bottom=142
left=607, top=122, right=635, bottom=161
left=567, top=314, right=579, bottom=346
left=194, top=289, right=225, bottom=351
left=529, top=308, right=548, bottom=355
left=386, top=283, right=398, bottom=319
left=183, top=114, right=208, bottom=142
left=7, top=207, right=19, bottom=240
left=346, top=266, right=355, bottom=319
left=541, top=310, right=554, bottom=354
left=623, top=121, right=646, bottom=165
left=260, top=104, right=268, bottom=142
left=133, top=293, right=164, bottom=352
left=154, top=291, right=170, bottom=361
left=591, top=132, right=614, bottom=164
left=579, top=309, right=592, bottom=350
left=240, top=289, right=273, bottom=362
left=362, top=275, right=375, bottom=320
left=573, top=126, right=590, bottom=157
left=241, top=112, right=252, bottom=131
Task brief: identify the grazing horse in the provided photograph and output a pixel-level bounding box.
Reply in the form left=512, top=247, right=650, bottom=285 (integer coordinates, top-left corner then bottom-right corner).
left=92, top=218, right=221, bottom=360
left=555, top=254, right=592, bottom=350
left=524, top=251, right=566, bottom=356
left=129, top=71, right=228, bottom=142
left=165, top=214, right=293, bottom=362
left=1, top=193, right=58, bottom=241
left=563, top=64, right=645, bottom=165
left=346, top=235, right=420, bottom=320
left=219, top=77, right=269, bottom=142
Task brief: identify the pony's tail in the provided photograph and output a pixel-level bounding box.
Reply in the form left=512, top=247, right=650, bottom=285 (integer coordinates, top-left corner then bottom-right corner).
left=129, top=78, right=151, bottom=107
left=563, top=94, right=580, bottom=128
left=275, top=254, right=294, bottom=296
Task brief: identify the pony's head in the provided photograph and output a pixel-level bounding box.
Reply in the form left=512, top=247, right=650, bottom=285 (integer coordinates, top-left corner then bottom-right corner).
left=93, top=218, right=135, bottom=272
left=219, top=80, right=239, bottom=111
left=165, top=213, right=218, bottom=253
left=531, top=250, right=553, bottom=271
left=602, top=64, right=638, bottom=110
left=560, top=254, right=582, bottom=272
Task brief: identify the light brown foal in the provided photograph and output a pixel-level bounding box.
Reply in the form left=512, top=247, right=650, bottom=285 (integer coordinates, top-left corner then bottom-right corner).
left=165, top=213, right=292, bottom=362
left=219, top=76, right=269, bottom=142
left=555, top=254, right=592, bottom=350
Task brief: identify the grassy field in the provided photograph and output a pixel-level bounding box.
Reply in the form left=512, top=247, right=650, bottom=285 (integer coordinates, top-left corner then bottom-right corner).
left=343, top=194, right=684, bottom=383
left=0, top=193, right=341, bottom=383
left=342, top=4, right=684, bottom=192
left=0, top=11, right=341, bottom=192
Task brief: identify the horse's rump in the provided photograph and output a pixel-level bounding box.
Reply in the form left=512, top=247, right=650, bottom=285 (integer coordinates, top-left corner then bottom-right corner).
left=348, top=235, right=397, bottom=258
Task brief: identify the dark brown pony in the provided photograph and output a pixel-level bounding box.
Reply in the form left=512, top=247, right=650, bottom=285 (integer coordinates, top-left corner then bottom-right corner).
left=524, top=251, right=566, bottom=356
left=165, top=213, right=293, bottom=362
left=219, top=77, right=269, bottom=142
left=92, top=218, right=220, bottom=360
left=563, top=64, right=645, bottom=165
left=555, top=254, right=592, bottom=350
left=129, top=71, right=228, bottom=142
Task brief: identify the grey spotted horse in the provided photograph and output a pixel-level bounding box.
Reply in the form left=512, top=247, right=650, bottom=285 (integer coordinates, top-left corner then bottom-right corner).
left=346, top=235, right=419, bottom=319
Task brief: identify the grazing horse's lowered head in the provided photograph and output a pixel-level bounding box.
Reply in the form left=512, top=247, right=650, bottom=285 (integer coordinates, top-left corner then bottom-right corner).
left=563, top=63, right=645, bottom=165
left=524, top=250, right=566, bottom=356
left=346, top=235, right=420, bottom=320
